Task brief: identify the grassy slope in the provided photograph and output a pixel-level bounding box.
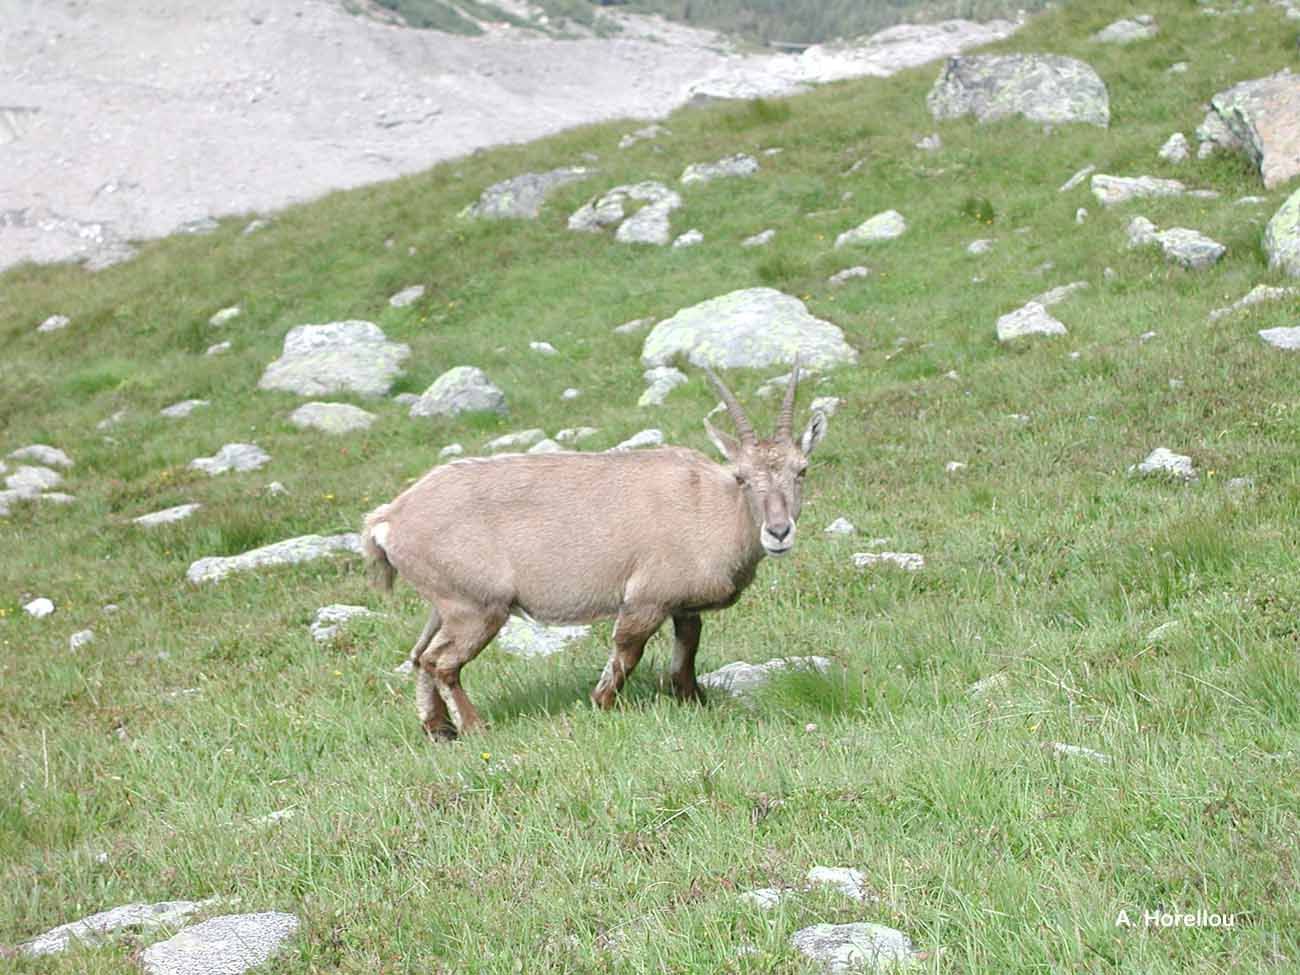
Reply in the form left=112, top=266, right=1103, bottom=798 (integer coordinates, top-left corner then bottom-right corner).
left=2, top=1, right=1299, bottom=971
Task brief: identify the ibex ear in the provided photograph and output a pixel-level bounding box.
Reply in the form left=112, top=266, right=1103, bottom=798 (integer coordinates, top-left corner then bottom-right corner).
left=800, top=410, right=828, bottom=456
left=704, top=417, right=741, bottom=463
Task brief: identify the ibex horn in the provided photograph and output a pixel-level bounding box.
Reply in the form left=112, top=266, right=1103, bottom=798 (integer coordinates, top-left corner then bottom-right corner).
left=704, top=365, right=757, bottom=446
left=776, top=353, right=801, bottom=441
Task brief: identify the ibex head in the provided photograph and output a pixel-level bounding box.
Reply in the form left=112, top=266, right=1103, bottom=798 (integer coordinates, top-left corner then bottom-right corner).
left=703, top=356, right=828, bottom=557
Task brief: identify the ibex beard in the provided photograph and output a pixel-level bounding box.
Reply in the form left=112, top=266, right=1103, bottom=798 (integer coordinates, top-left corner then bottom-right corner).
left=361, top=361, right=828, bottom=740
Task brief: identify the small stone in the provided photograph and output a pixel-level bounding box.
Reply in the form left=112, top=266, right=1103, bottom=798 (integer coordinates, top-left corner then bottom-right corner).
left=824, top=517, right=855, bottom=535
left=680, top=153, right=759, bottom=184
left=141, top=913, right=299, bottom=975
left=619, top=124, right=668, bottom=149
left=1167, top=62, right=1189, bottom=74
left=20, top=900, right=214, bottom=957
left=243, top=218, right=269, bottom=234
left=807, top=866, right=870, bottom=902
left=1091, top=174, right=1186, bottom=206
left=23, top=597, right=54, bottom=618
left=528, top=438, right=562, bottom=453
left=740, top=888, right=784, bottom=910
left=614, top=317, right=652, bottom=335
left=829, top=266, right=870, bottom=285
left=69, top=629, right=95, bottom=650
left=6, top=465, right=63, bottom=496
left=461, top=168, right=593, bottom=220
left=967, top=672, right=1010, bottom=698
left=439, top=443, right=464, bottom=458
left=835, top=210, right=906, bottom=248
left=742, top=229, right=775, bottom=247
left=853, top=551, right=925, bottom=571
left=1145, top=620, right=1180, bottom=643
left=205, top=341, right=231, bottom=356
left=9, top=445, right=73, bottom=468
left=1093, top=16, right=1159, bottom=43
left=134, top=503, right=202, bottom=527
left=966, top=239, right=995, bottom=256
left=556, top=427, right=599, bottom=443
left=259, top=321, right=410, bottom=398
left=698, top=656, right=833, bottom=697
left=1132, top=447, right=1197, bottom=481
left=388, top=285, right=425, bottom=308
left=288, top=402, right=376, bottom=434
left=561, top=388, right=581, bottom=400
left=187, top=533, right=361, bottom=584
left=1259, top=326, right=1300, bottom=350
left=1158, top=132, right=1190, bottom=163
left=1226, top=476, right=1256, bottom=494
left=996, top=302, right=1067, bottom=341
left=1075, top=207, right=1088, bottom=223
left=310, top=604, right=375, bottom=643
left=608, top=429, right=664, bottom=451
left=1034, top=281, right=1089, bottom=307
left=486, top=429, right=546, bottom=452
left=529, top=340, right=558, bottom=355
left=915, top=132, right=942, bottom=151
left=265, top=481, right=288, bottom=496
left=208, top=306, right=241, bottom=326
left=160, top=399, right=210, bottom=418
left=38, top=314, right=71, bottom=333
left=410, top=366, right=507, bottom=417
left=1140, top=330, right=1158, bottom=342
left=672, top=229, right=703, bottom=248
left=1048, top=742, right=1111, bottom=763
left=189, top=443, right=270, bottom=476
left=945, top=460, right=967, bottom=473
left=496, top=616, right=590, bottom=657
left=97, top=410, right=127, bottom=431
left=791, top=922, right=915, bottom=974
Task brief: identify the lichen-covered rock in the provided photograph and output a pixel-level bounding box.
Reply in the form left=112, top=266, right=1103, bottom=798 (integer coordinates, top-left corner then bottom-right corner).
left=1202, top=70, right=1300, bottom=189
left=1264, top=188, right=1300, bottom=277
left=698, top=656, right=833, bottom=697
left=928, top=54, right=1110, bottom=127
left=258, top=321, right=409, bottom=398
left=807, top=866, right=871, bottom=902
left=829, top=266, right=870, bottom=285
left=1091, top=174, right=1185, bottom=206
left=835, top=210, right=906, bottom=248
left=8, top=444, right=72, bottom=468
left=1128, top=218, right=1226, bottom=270
left=1208, top=285, right=1297, bottom=321
left=680, top=153, right=759, bottom=184
left=461, top=167, right=592, bottom=220
left=187, top=533, right=361, bottom=584
left=310, top=604, right=375, bottom=643
left=1093, top=15, right=1158, bottom=44
left=134, top=503, right=202, bottom=528
left=288, top=402, right=376, bottom=434
left=642, top=288, right=857, bottom=370
left=639, top=367, right=688, bottom=407
left=853, top=551, right=925, bottom=571
left=791, top=922, right=916, bottom=973
left=141, top=912, right=299, bottom=975
left=1259, top=326, right=1300, bottom=350
left=1158, top=132, right=1189, bottom=163
left=20, top=900, right=212, bottom=957
left=996, top=302, right=1067, bottom=341
left=1132, top=447, right=1197, bottom=481
left=568, top=181, right=682, bottom=246
left=410, top=366, right=507, bottom=418
left=189, top=443, right=270, bottom=476
left=5, top=464, right=63, bottom=496
left=495, top=616, right=590, bottom=658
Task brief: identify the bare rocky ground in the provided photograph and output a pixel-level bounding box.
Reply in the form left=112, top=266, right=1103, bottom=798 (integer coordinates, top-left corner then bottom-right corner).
left=0, top=0, right=1017, bottom=272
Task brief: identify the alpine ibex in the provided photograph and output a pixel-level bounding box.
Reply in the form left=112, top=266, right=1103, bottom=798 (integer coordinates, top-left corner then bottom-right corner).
left=361, top=362, right=827, bottom=739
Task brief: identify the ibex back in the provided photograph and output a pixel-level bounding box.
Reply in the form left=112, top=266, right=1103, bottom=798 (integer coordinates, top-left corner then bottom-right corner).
left=361, top=363, right=828, bottom=739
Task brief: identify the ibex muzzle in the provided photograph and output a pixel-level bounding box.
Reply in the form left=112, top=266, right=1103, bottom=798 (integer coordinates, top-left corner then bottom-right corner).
left=361, top=361, right=828, bottom=739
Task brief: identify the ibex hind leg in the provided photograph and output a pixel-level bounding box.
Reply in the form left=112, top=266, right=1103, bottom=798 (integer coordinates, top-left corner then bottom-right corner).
left=420, top=601, right=508, bottom=737
left=408, top=608, right=456, bottom=741
left=591, top=606, right=667, bottom=709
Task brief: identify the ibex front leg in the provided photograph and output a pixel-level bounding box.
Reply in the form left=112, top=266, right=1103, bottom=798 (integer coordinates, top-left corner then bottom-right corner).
left=591, top=606, right=666, bottom=709
left=669, top=612, right=705, bottom=703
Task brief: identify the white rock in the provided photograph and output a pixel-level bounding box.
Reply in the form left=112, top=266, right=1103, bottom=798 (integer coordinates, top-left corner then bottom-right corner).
left=529, top=340, right=558, bottom=355
left=1091, top=174, right=1186, bottom=206
left=608, top=429, right=664, bottom=451
left=561, top=387, right=581, bottom=400
left=619, top=123, right=668, bottom=149
left=1049, top=742, right=1111, bottom=763
left=259, top=321, right=410, bottom=398
left=20, top=900, right=212, bottom=957
left=915, top=132, right=942, bottom=151
left=141, top=912, right=299, bottom=975
left=69, top=629, right=95, bottom=650
left=38, top=314, right=71, bottom=333
left=310, top=604, right=375, bottom=643
left=835, top=210, right=907, bottom=248
left=288, top=402, right=376, bottom=434
left=486, top=429, right=546, bottom=452
left=205, top=341, right=232, bottom=356
left=945, top=460, right=967, bottom=473
left=996, top=302, right=1067, bottom=341
left=556, top=427, right=599, bottom=443
left=791, top=922, right=915, bottom=974
left=739, top=888, right=785, bottom=910
left=680, top=153, right=759, bottom=184
left=8, top=445, right=72, bottom=468
left=1132, top=447, right=1197, bottom=481
left=1034, top=281, right=1089, bottom=307
left=698, top=656, right=833, bottom=697
left=810, top=396, right=842, bottom=416
left=824, top=517, right=855, bottom=535
left=528, top=438, right=562, bottom=453
left=852, top=552, right=925, bottom=571
left=1158, top=132, right=1190, bottom=163
left=613, top=317, right=653, bottom=335
left=672, top=229, right=704, bottom=248
left=495, top=616, right=590, bottom=657
left=388, top=285, right=425, bottom=308
left=439, top=443, right=465, bottom=458
left=639, top=367, right=688, bottom=407
left=409, top=366, right=507, bottom=417
left=6, top=465, right=63, bottom=496
left=966, top=238, right=995, bottom=255
left=829, top=266, right=870, bottom=285
left=160, top=399, right=210, bottom=418
left=23, top=597, right=55, bottom=618
left=189, top=443, right=270, bottom=476
left=1259, top=326, right=1300, bottom=350
left=208, top=306, right=241, bottom=326
left=807, top=866, right=870, bottom=902
left=265, top=481, right=289, bottom=496
left=743, top=229, right=775, bottom=247
left=187, top=533, right=361, bottom=584
left=1208, top=285, right=1297, bottom=321
left=134, top=504, right=202, bottom=528
left=1075, top=207, right=1088, bottom=224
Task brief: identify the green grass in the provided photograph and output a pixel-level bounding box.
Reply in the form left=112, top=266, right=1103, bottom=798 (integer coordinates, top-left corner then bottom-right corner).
left=3, top=1, right=1300, bottom=971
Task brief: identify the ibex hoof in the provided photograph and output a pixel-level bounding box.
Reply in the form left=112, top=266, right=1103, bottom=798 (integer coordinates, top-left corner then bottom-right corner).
left=423, top=720, right=458, bottom=743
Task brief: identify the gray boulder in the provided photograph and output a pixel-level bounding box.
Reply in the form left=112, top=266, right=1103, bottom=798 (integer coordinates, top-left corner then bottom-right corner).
left=1093, top=15, right=1158, bottom=44
left=642, top=288, right=858, bottom=370
left=1265, top=188, right=1300, bottom=276
left=639, top=367, right=688, bottom=407
left=134, top=504, right=202, bottom=528
left=495, top=617, right=590, bottom=658
left=188, top=533, right=360, bottom=584
left=928, top=54, right=1110, bottom=127
left=1091, top=174, right=1186, bottom=206
left=141, top=912, right=298, bottom=975
left=8, top=444, right=72, bottom=468
left=1259, top=326, right=1300, bottom=350
left=410, top=366, right=507, bottom=418
left=20, top=900, right=212, bottom=957
left=288, top=402, right=376, bottom=434
left=1201, top=70, right=1300, bottom=189
left=835, top=210, right=907, bottom=249
left=791, top=923, right=916, bottom=973
left=568, top=181, right=682, bottom=246
left=996, top=302, right=1067, bottom=341
left=680, top=153, right=759, bottom=184
left=258, top=321, right=410, bottom=398
left=5, top=464, right=63, bottom=496
left=699, top=657, right=833, bottom=697
left=461, top=167, right=592, bottom=220
left=189, top=443, right=270, bottom=476
left=1127, top=217, right=1225, bottom=270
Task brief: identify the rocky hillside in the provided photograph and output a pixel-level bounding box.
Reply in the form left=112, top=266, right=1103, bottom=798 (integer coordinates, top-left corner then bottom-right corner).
left=3, top=1, right=1299, bottom=972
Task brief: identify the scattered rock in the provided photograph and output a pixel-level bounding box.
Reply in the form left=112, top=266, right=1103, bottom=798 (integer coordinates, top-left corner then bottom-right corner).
left=619, top=124, right=668, bottom=149
left=205, top=341, right=231, bottom=356
left=23, top=597, right=55, bottom=618
left=1226, top=476, right=1256, bottom=494
left=556, top=426, right=599, bottom=443
left=642, top=288, right=857, bottom=370
left=495, top=616, right=591, bottom=657
left=945, top=460, right=967, bottom=473
left=996, top=302, right=1067, bottom=341
left=1127, top=217, right=1225, bottom=270
left=915, top=132, right=942, bottom=151
left=1048, top=742, right=1111, bottom=763
left=829, top=266, right=871, bottom=285
left=1075, top=207, right=1088, bottom=224
left=568, top=181, right=682, bottom=246
left=69, top=629, right=95, bottom=651
left=807, top=866, right=870, bottom=902
left=791, top=922, right=916, bottom=974
left=6, top=465, right=63, bottom=495
left=310, top=604, right=375, bottom=643
left=1158, top=132, right=1189, bottom=163
left=410, top=366, right=507, bottom=417
left=1264, top=188, right=1300, bottom=276
left=20, top=900, right=211, bottom=957
left=743, top=229, right=775, bottom=247
left=561, top=388, right=581, bottom=400
left=97, top=409, right=128, bottom=430
left=639, top=367, right=688, bottom=407
left=1200, top=70, right=1300, bottom=188
left=1093, top=15, right=1158, bottom=44
left=8, top=444, right=72, bottom=468
left=188, top=533, right=361, bottom=584
left=835, top=210, right=906, bottom=248
left=528, top=438, right=562, bottom=453
left=439, top=443, right=464, bottom=458
left=967, top=672, right=1010, bottom=698
left=461, top=167, right=592, bottom=220
left=1091, top=174, right=1186, bottom=206
left=38, top=314, right=71, bottom=333
left=1034, top=281, right=1089, bottom=306
left=810, top=396, right=843, bottom=416
left=289, top=402, right=376, bottom=434
left=529, top=341, right=558, bottom=356
left=134, top=504, right=202, bottom=528
left=487, top=429, right=546, bottom=452
left=208, top=306, right=241, bottom=326
left=698, top=656, right=833, bottom=697
left=1259, top=326, right=1300, bottom=350
left=852, top=552, right=925, bottom=571
left=928, top=53, right=1110, bottom=127
left=1058, top=165, right=1096, bottom=192
left=388, top=285, right=425, bottom=308
left=141, top=912, right=299, bottom=975
left=608, top=429, right=664, bottom=451
left=824, top=517, right=855, bottom=535
left=1132, top=447, right=1197, bottom=481
left=740, top=888, right=785, bottom=910
left=1168, top=62, right=1189, bottom=75
left=258, top=321, right=410, bottom=398
left=613, top=317, right=653, bottom=335
left=672, top=229, right=703, bottom=248
left=189, top=443, right=270, bottom=476
left=680, top=153, right=759, bottom=184
left=243, top=219, right=269, bottom=235
left=160, top=399, right=210, bottom=419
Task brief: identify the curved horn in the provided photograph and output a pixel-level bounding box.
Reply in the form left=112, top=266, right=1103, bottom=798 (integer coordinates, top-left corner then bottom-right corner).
left=704, top=366, right=756, bottom=446
left=776, top=354, right=801, bottom=441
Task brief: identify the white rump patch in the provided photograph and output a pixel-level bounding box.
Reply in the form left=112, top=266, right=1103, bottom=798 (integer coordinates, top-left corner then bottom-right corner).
left=370, top=522, right=390, bottom=552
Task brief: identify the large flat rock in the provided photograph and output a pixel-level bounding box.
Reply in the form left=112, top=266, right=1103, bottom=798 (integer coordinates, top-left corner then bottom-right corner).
left=187, top=533, right=361, bottom=584
left=928, top=53, right=1110, bottom=127
left=258, top=321, right=409, bottom=398
left=141, top=912, right=298, bottom=975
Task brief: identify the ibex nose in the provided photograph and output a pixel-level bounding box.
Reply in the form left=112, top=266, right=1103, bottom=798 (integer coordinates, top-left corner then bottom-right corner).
left=768, top=522, right=792, bottom=542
